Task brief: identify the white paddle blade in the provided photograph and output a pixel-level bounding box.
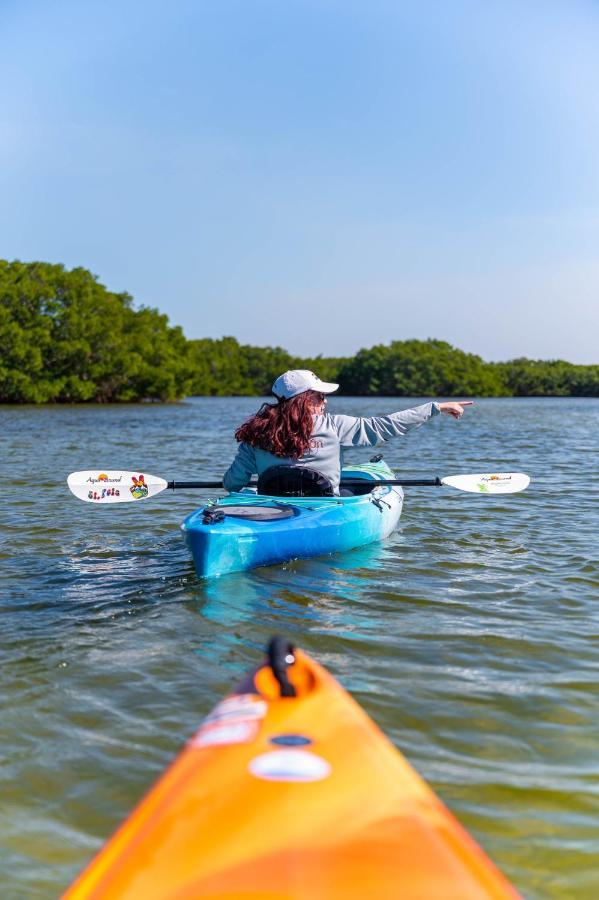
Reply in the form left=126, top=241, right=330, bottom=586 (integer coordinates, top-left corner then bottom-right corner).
left=441, top=472, right=530, bottom=494
left=67, top=470, right=168, bottom=503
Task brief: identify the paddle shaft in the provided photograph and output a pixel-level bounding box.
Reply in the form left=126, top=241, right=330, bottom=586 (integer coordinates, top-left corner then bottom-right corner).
left=167, top=478, right=442, bottom=490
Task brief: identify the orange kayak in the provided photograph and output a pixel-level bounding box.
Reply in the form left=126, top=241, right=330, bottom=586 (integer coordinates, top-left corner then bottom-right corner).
left=65, top=639, right=519, bottom=899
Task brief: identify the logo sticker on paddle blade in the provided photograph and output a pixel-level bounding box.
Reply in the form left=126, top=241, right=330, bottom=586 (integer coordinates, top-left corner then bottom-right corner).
left=130, top=475, right=149, bottom=500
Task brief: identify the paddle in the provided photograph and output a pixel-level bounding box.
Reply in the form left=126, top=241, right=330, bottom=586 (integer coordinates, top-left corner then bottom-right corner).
left=67, top=470, right=530, bottom=503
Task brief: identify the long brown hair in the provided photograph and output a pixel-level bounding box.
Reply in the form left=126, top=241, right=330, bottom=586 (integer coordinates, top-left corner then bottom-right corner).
left=235, top=390, right=321, bottom=458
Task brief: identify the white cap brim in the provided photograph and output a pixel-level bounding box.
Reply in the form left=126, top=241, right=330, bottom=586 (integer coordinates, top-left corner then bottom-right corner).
left=313, top=379, right=339, bottom=394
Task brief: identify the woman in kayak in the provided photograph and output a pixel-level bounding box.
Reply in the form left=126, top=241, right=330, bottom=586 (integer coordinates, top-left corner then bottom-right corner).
left=223, top=369, right=472, bottom=495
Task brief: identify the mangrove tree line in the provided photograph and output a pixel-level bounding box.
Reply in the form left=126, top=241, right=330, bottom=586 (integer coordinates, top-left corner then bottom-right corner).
left=1, top=260, right=598, bottom=402
left=0, top=261, right=190, bottom=402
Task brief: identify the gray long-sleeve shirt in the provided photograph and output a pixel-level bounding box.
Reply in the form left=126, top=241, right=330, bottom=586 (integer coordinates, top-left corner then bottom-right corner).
left=223, top=402, right=440, bottom=494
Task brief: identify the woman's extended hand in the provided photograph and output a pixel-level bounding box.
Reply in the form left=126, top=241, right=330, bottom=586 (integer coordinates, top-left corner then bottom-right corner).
left=437, top=401, right=474, bottom=419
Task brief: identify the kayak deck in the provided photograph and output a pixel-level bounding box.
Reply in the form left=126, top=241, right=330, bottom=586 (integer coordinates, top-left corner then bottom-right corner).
left=65, top=641, right=519, bottom=899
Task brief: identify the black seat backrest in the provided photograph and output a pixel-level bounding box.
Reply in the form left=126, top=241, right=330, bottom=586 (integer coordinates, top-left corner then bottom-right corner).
left=257, top=465, right=334, bottom=498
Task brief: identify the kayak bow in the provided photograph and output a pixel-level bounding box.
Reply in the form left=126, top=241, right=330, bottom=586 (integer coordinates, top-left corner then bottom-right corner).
left=65, top=638, right=519, bottom=899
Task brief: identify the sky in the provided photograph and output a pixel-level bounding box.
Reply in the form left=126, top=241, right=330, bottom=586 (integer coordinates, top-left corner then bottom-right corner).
left=1, top=0, right=598, bottom=363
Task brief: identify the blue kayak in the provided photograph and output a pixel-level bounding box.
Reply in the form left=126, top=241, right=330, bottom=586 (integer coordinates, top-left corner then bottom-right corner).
left=181, top=460, right=403, bottom=578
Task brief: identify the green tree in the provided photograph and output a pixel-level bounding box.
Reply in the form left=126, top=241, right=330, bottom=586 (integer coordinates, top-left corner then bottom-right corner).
left=187, top=337, right=256, bottom=395
left=0, top=260, right=191, bottom=402
left=338, top=339, right=508, bottom=396
left=3, top=259, right=597, bottom=402
left=186, top=338, right=340, bottom=396
left=496, top=358, right=599, bottom=397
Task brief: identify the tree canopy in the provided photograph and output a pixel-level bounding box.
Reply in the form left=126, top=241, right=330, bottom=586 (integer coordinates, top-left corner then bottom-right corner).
left=1, top=260, right=597, bottom=402
left=187, top=337, right=343, bottom=396
left=337, top=339, right=508, bottom=396
left=0, top=261, right=191, bottom=402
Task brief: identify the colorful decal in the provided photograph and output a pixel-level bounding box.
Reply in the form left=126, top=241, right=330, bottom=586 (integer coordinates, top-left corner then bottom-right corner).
left=478, top=474, right=512, bottom=492
left=248, top=749, right=331, bottom=782
left=86, top=473, right=122, bottom=501
left=203, top=695, right=267, bottom=726
left=130, top=475, right=149, bottom=500
left=188, top=694, right=267, bottom=749
left=87, top=487, right=121, bottom=501
left=189, top=720, right=258, bottom=748
left=86, top=473, right=123, bottom=485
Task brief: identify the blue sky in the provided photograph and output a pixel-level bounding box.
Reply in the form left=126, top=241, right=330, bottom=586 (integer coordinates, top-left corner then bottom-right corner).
left=1, top=0, right=598, bottom=362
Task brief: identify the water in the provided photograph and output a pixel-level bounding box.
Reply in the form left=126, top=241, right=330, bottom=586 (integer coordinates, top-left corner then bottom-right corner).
left=1, top=397, right=598, bottom=899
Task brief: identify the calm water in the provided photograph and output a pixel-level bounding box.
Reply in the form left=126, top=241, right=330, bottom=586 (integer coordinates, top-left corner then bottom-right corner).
left=1, top=397, right=598, bottom=899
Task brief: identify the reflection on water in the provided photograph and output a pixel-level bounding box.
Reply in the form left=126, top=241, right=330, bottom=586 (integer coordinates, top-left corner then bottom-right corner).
left=1, top=397, right=598, bottom=899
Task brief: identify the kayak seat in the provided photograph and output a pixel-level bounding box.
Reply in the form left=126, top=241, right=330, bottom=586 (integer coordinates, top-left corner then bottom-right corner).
left=257, top=465, right=334, bottom=498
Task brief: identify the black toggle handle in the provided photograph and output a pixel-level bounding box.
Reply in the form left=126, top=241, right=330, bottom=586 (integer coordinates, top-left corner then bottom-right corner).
left=267, top=636, right=297, bottom=698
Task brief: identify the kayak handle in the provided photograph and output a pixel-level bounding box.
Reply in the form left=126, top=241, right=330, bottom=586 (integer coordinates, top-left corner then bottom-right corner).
left=267, top=637, right=297, bottom=698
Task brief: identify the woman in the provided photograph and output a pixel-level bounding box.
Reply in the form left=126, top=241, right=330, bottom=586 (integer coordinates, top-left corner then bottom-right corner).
left=223, top=369, right=472, bottom=495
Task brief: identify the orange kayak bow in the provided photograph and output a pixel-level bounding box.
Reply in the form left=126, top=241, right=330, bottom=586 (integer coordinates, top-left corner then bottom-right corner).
left=65, top=638, right=519, bottom=899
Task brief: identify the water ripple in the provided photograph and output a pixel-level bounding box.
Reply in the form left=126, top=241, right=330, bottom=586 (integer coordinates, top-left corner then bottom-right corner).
left=1, top=397, right=598, bottom=899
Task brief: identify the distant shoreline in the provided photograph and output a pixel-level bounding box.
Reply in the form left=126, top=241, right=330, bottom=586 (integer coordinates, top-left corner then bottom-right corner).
left=2, top=394, right=598, bottom=408
left=2, top=261, right=597, bottom=403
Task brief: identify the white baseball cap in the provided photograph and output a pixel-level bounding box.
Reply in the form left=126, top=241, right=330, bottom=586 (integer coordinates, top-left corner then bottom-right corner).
left=271, top=369, right=339, bottom=400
